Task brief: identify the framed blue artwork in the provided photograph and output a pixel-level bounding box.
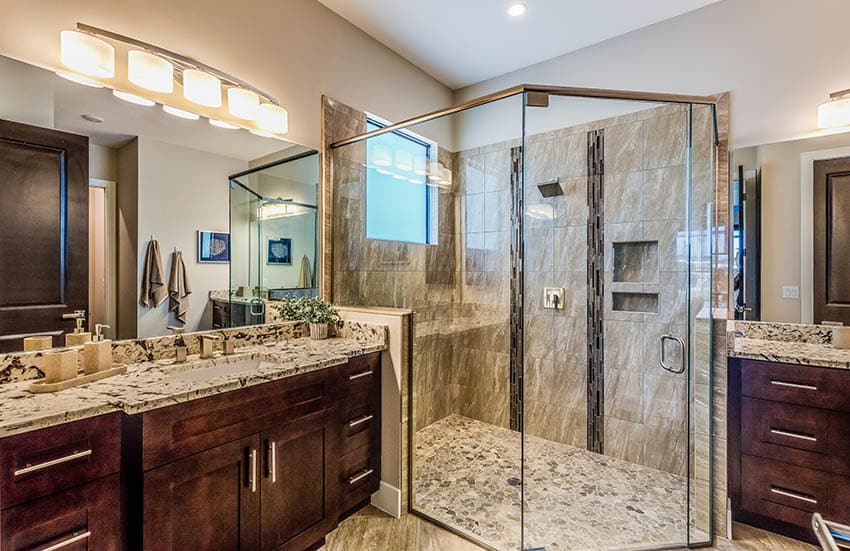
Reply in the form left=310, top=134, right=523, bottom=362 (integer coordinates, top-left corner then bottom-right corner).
left=267, top=238, right=292, bottom=265
left=197, top=230, right=230, bottom=263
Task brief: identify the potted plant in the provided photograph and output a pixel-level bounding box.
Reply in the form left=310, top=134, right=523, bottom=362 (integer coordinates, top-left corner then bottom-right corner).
left=273, top=296, right=339, bottom=340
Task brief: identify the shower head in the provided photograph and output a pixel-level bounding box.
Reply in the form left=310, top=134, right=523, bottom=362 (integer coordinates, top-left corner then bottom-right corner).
left=536, top=178, right=563, bottom=198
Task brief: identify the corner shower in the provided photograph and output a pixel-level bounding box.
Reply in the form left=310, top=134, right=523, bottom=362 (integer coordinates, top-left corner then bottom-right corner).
left=328, top=86, right=717, bottom=550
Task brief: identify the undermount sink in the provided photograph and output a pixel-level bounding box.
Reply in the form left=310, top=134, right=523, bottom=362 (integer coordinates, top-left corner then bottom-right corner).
left=168, top=358, right=274, bottom=383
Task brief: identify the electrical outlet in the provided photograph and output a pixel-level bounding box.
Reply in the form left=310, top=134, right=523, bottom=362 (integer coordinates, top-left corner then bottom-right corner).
left=782, top=286, right=800, bottom=299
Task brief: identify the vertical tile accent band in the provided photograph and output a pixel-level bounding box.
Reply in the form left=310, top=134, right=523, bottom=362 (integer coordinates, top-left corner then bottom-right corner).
left=510, top=145, right=524, bottom=433
left=587, top=129, right=605, bottom=453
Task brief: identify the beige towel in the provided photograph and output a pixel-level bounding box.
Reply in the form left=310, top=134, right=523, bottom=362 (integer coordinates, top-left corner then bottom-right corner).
left=168, top=251, right=192, bottom=324
left=297, top=255, right=312, bottom=288
left=140, top=240, right=167, bottom=308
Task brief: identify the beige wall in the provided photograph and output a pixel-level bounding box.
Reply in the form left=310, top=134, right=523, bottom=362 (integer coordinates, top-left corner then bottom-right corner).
left=455, top=0, right=850, bottom=150
left=736, top=132, right=850, bottom=322
left=0, top=0, right=452, bottom=150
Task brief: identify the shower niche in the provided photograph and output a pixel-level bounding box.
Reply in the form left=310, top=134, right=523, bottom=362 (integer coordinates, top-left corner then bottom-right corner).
left=611, top=240, right=659, bottom=313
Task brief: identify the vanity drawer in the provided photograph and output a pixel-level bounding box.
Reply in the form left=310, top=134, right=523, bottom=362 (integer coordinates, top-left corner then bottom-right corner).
left=742, top=397, right=850, bottom=476
left=741, top=360, right=850, bottom=412
left=0, top=413, right=121, bottom=509
left=338, top=443, right=380, bottom=514
left=341, top=394, right=378, bottom=455
left=339, top=353, right=380, bottom=397
left=141, top=367, right=336, bottom=470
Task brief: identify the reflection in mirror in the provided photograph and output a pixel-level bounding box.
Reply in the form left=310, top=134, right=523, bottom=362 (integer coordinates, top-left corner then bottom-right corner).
left=732, top=130, right=850, bottom=324
left=0, top=55, right=317, bottom=352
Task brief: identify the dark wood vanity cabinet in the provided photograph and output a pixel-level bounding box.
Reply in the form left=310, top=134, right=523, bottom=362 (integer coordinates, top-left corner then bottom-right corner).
left=730, top=358, right=850, bottom=543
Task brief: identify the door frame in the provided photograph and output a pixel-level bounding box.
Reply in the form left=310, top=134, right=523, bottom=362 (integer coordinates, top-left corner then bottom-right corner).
left=89, top=178, right=117, bottom=336
left=799, top=146, right=850, bottom=323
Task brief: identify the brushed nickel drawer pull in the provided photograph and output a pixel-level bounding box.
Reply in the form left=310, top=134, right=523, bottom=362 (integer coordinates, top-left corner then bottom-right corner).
left=14, top=449, right=93, bottom=476
left=770, top=380, right=817, bottom=391
left=348, top=370, right=373, bottom=381
left=771, top=486, right=818, bottom=504
left=249, top=448, right=258, bottom=493
left=38, top=531, right=91, bottom=551
left=770, top=428, right=818, bottom=442
left=348, top=468, right=374, bottom=484
left=348, top=414, right=374, bottom=428
left=269, top=441, right=277, bottom=484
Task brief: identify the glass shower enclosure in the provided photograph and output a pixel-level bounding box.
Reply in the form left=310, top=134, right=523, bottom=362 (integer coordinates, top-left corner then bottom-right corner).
left=330, top=86, right=717, bottom=550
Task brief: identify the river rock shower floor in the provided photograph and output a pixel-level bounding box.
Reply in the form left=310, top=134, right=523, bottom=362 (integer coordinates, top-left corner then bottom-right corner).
left=414, top=415, right=691, bottom=550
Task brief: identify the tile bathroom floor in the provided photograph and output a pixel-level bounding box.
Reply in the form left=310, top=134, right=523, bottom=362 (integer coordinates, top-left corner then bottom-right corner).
left=412, top=414, right=699, bottom=550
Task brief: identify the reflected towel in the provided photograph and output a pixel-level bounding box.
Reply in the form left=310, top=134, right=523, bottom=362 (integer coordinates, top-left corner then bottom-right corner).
left=140, top=240, right=167, bottom=308
left=297, top=255, right=312, bottom=288
left=168, top=251, right=192, bottom=324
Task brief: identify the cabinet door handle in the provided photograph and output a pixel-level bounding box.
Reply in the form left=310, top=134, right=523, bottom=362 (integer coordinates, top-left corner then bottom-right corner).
left=348, top=370, right=372, bottom=381
left=348, top=414, right=374, bottom=428
left=770, top=486, right=818, bottom=505
left=770, top=380, right=817, bottom=391
left=14, top=449, right=92, bottom=477
left=38, top=531, right=91, bottom=551
left=348, top=468, right=374, bottom=485
left=248, top=448, right=258, bottom=493
left=770, top=428, right=817, bottom=442
left=268, top=441, right=277, bottom=484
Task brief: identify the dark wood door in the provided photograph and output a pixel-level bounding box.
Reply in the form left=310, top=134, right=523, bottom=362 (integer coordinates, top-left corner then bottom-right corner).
left=0, top=119, right=88, bottom=352
left=0, top=474, right=121, bottom=551
left=143, top=435, right=261, bottom=551
left=814, top=156, right=850, bottom=325
left=260, top=409, right=338, bottom=551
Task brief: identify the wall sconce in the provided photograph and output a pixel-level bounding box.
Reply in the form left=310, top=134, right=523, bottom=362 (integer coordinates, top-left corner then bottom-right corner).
left=819, top=89, right=850, bottom=129
left=60, top=30, right=114, bottom=78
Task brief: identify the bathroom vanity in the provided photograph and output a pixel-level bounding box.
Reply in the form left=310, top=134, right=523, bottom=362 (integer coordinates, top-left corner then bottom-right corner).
left=728, top=323, right=850, bottom=543
left=0, top=329, right=384, bottom=551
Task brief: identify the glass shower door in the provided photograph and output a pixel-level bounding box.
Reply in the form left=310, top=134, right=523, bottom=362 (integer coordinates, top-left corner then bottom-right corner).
left=521, top=94, right=714, bottom=550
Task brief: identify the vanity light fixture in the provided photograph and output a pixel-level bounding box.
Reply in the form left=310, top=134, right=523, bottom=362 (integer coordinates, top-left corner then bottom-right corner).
left=128, top=50, right=173, bottom=93
left=818, top=89, right=850, bottom=129
left=395, top=150, right=413, bottom=171
left=162, top=105, right=200, bottom=120
left=183, top=69, right=222, bottom=107
left=113, top=89, right=155, bottom=106
left=507, top=1, right=528, bottom=17
left=249, top=129, right=275, bottom=138
left=258, top=103, right=289, bottom=133
left=209, top=119, right=238, bottom=129
left=55, top=71, right=103, bottom=88
left=60, top=30, right=115, bottom=78
left=228, top=88, right=260, bottom=120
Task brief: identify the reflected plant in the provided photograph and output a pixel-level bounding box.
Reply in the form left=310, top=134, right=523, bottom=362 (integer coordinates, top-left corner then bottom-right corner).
left=273, top=296, right=339, bottom=325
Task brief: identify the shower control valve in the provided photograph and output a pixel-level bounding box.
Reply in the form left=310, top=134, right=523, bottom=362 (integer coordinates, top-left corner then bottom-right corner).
left=544, top=287, right=564, bottom=310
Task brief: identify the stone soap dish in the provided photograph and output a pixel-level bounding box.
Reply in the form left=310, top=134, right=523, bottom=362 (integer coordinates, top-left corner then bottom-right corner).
left=28, top=364, right=127, bottom=394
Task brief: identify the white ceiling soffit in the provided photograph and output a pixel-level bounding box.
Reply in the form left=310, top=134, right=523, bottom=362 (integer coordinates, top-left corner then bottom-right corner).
left=318, top=0, right=722, bottom=89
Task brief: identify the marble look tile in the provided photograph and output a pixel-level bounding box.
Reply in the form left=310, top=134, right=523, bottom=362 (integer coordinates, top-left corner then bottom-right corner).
left=551, top=178, right=588, bottom=227
left=524, top=227, right=553, bottom=273
left=605, top=120, right=643, bottom=174
left=465, top=193, right=486, bottom=234
left=484, top=190, right=511, bottom=232
left=604, top=171, right=644, bottom=223
left=643, top=372, right=687, bottom=432
left=643, top=109, right=688, bottom=169
left=644, top=165, right=688, bottom=221
left=604, top=366, right=643, bottom=423
left=552, top=225, right=587, bottom=273
left=553, top=132, right=587, bottom=179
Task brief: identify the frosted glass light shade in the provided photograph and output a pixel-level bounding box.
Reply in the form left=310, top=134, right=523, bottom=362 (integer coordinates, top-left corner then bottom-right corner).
left=113, top=90, right=154, bottom=106
left=183, top=69, right=221, bottom=107
left=372, top=145, right=392, bottom=167
left=227, top=88, right=259, bottom=120
left=60, top=30, right=114, bottom=78
left=55, top=72, right=103, bottom=88
left=395, top=150, right=413, bottom=171
left=128, top=50, right=173, bottom=93
left=162, top=105, right=199, bottom=120
left=258, top=103, right=288, bottom=134
left=818, top=97, right=850, bottom=129
left=209, top=119, right=238, bottom=129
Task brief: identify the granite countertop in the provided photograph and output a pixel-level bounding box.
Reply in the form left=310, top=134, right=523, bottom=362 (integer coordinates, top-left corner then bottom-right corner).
left=0, top=337, right=385, bottom=438
left=731, top=337, right=850, bottom=370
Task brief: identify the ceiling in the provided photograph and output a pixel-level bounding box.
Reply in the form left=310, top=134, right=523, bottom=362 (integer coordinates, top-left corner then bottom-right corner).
left=318, top=0, right=722, bottom=89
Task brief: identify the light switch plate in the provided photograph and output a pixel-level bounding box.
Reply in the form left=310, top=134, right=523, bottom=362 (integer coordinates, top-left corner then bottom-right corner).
left=544, top=287, right=564, bottom=309
left=782, top=286, right=800, bottom=299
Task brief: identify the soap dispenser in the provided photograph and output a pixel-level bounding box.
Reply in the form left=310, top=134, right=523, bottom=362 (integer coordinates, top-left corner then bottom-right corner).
left=83, top=324, right=112, bottom=375
left=65, top=312, right=92, bottom=347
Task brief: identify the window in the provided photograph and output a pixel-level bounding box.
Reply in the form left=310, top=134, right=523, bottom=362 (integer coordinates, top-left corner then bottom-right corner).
left=365, top=119, right=437, bottom=244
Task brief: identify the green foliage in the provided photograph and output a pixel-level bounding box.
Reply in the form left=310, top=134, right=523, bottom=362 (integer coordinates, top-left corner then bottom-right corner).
left=273, top=296, right=340, bottom=325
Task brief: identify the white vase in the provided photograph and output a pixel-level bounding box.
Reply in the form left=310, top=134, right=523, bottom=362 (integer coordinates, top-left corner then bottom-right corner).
left=309, top=322, right=329, bottom=340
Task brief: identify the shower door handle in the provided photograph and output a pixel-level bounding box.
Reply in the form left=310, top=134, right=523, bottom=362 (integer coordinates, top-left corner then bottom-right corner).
left=659, top=334, right=686, bottom=374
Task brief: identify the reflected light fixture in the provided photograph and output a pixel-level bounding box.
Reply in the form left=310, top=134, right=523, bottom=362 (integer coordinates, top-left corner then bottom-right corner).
left=376, top=168, right=392, bottom=176
left=228, top=87, right=260, bottom=120
left=258, top=103, right=289, bottom=134
left=818, top=89, right=850, bottom=129
left=55, top=71, right=103, bottom=88
left=249, top=129, right=275, bottom=138
left=162, top=104, right=200, bottom=120
left=392, top=173, right=407, bottom=180
left=209, top=119, right=238, bottom=129
left=395, top=150, right=413, bottom=171
left=183, top=69, right=222, bottom=107
left=414, top=156, right=428, bottom=175
left=113, top=89, right=155, bottom=106
left=507, top=2, right=527, bottom=16
left=60, top=30, right=114, bottom=78
left=372, top=145, right=392, bottom=167
left=128, top=50, right=173, bottom=93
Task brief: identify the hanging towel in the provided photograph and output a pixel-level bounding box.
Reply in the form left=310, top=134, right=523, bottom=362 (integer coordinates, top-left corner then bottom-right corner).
left=297, top=255, right=313, bottom=288
left=168, top=250, right=192, bottom=324
left=140, top=240, right=167, bottom=308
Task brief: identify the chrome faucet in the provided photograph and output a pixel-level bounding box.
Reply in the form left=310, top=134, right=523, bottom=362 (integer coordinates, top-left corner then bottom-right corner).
left=199, top=334, right=221, bottom=359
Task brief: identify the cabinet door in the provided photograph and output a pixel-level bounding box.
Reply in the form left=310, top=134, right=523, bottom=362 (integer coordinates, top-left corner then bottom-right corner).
left=260, top=409, right=338, bottom=551
left=143, top=435, right=261, bottom=551
left=0, top=474, right=121, bottom=551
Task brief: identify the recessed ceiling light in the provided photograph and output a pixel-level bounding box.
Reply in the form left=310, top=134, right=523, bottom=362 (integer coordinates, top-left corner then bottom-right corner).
left=112, top=89, right=155, bottom=106
left=508, top=2, right=527, bottom=16
left=81, top=114, right=103, bottom=123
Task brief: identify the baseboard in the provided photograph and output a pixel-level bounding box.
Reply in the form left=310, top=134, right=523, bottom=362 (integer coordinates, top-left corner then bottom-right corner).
left=371, top=481, right=401, bottom=518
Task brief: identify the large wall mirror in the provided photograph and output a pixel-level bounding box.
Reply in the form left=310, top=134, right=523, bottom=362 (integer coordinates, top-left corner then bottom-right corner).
left=0, top=54, right=319, bottom=352
left=732, top=130, right=850, bottom=325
